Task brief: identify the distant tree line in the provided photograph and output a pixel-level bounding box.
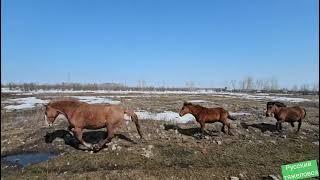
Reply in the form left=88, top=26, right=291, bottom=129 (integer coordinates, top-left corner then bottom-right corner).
left=2, top=82, right=202, bottom=92
left=1, top=78, right=318, bottom=95
left=225, top=77, right=319, bottom=95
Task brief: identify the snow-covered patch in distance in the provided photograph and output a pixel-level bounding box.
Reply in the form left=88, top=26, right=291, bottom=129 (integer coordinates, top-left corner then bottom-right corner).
left=242, top=94, right=311, bottom=103
left=229, top=112, right=251, bottom=116
left=3, top=97, right=48, bottom=110
left=1, top=88, right=23, bottom=93
left=132, top=111, right=196, bottom=124
left=70, top=96, right=121, bottom=104
left=266, top=96, right=311, bottom=102
left=256, top=93, right=269, bottom=96
left=187, top=100, right=208, bottom=103
left=1, top=88, right=312, bottom=102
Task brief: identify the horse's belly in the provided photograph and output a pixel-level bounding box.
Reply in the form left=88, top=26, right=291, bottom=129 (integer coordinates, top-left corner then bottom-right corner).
left=206, top=119, right=219, bottom=123
left=85, top=120, right=106, bottom=129
left=200, top=115, right=219, bottom=123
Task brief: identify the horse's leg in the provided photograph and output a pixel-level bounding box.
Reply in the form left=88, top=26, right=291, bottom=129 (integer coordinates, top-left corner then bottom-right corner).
left=290, top=122, right=295, bottom=128
left=94, top=125, right=115, bottom=150
left=225, top=121, right=234, bottom=136
left=200, top=122, right=206, bottom=138
left=67, top=126, right=74, bottom=136
left=296, top=119, right=302, bottom=133
left=276, top=121, right=283, bottom=132
left=73, top=127, right=92, bottom=150
left=221, top=124, right=226, bottom=134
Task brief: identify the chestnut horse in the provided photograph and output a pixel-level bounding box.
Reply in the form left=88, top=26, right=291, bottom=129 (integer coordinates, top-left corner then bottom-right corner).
left=179, top=102, right=236, bottom=137
left=266, top=102, right=306, bottom=132
left=44, top=99, right=143, bottom=151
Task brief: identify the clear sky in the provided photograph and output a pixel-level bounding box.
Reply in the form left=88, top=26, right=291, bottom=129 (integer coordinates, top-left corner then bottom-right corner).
left=1, top=0, right=319, bottom=88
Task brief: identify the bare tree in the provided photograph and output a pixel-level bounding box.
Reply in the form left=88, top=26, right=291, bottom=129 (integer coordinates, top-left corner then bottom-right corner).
left=300, top=84, right=310, bottom=92
left=312, top=83, right=319, bottom=93
left=262, top=79, right=271, bottom=90
left=255, top=79, right=263, bottom=90
left=291, top=85, right=298, bottom=92
left=185, top=81, right=195, bottom=90
left=242, top=76, right=254, bottom=90
left=230, top=80, right=237, bottom=90
left=270, top=77, right=278, bottom=90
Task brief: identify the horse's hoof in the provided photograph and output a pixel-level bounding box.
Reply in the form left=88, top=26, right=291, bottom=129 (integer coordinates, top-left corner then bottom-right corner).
left=92, top=144, right=100, bottom=151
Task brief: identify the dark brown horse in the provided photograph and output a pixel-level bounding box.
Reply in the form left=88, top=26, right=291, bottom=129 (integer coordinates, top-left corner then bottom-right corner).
left=266, top=102, right=306, bottom=132
left=44, top=99, right=143, bottom=151
left=179, top=102, right=236, bottom=137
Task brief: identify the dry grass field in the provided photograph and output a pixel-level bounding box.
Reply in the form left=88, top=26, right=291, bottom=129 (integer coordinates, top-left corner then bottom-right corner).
left=1, top=91, right=319, bottom=179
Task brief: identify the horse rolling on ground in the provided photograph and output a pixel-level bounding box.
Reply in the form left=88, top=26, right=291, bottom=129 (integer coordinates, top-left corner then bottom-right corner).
left=179, top=102, right=236, bottom=138
left=265, top=102, right=306, bottom=133
left=44, top=99, right=143, bottom=151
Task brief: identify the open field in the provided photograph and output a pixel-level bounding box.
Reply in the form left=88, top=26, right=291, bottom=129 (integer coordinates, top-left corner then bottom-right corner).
left=1, top=90, right=319, bottom=179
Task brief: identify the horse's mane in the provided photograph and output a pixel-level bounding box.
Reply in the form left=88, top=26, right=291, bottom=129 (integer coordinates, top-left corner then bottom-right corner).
left=183, top=102, right=206, bottom=109
left=48, top=99, right=85, bottom=109
left=267, top=101, right=286, bottom=107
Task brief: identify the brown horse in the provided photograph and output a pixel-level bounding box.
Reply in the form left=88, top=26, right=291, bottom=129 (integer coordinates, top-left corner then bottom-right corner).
left=179, top=102, right=236, bottom=137
left=44, top=99, right=143, bottom=151
left=266, top=103, right=306, bottom=132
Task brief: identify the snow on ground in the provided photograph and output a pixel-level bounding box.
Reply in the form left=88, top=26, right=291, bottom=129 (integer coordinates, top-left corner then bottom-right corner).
left=187, top=100, right=208, bottom=103
left=3, top=97, right=48, bottom=110
left=134, top=111, right=195, bottom=123
left=238, top=94, right=311, bottom=103
left=125, top=111, right=251, bottom=124
left=70, top=96, right=121, bottom=104
left=2, top=88, right=313, bottom=102
left=2, top=96, right=121, bottom=110
left=229, top=112, right=251, bottom=116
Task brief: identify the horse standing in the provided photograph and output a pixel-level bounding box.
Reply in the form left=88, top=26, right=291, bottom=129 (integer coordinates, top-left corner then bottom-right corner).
left=44, top=100, right=143, bottom=151
left=265, top=102, right=306, bottom=132
left=179, top=102, right=236, bottom=137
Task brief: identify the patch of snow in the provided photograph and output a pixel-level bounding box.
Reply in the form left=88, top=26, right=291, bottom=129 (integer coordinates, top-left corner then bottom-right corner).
left=126, top=110, right=251, bottom=123
left=229, top=112, right=251, bottom=116
left=133, top=111, right=196, bottom=124
left=2, top=88, right=313, bottom=102
left=187, top=100, right=208, bottom=103
left=3, top=97, right=48, bottom=110
left=70, top=96, right=120, bottom=104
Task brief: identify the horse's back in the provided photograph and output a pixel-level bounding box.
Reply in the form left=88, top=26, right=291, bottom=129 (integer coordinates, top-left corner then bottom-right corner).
left=281, top=106, right=305, bottom=121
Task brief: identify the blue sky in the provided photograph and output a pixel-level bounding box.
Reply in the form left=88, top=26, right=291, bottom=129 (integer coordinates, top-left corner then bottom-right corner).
left=1, top=0, right=319, bottom=88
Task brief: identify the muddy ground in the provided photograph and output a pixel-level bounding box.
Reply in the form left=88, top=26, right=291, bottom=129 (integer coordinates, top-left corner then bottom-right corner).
left=1, top=92, right=319, bottom=179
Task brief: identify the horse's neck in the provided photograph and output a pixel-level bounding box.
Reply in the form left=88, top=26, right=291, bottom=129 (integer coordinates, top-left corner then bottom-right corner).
left=55, top=104, right=75, bottom=119
left=274, top=107, right=282, bottom=116
left=190, top=106, right=204, bottom=117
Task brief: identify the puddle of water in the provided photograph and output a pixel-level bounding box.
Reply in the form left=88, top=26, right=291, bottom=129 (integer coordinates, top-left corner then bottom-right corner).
left=1, top=152, right=57, bottom=167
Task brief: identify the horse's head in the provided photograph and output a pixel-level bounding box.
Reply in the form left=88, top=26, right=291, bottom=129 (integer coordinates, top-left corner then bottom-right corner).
left=44, top=104, right=62, bottom=127
left=179, top=101, right=193, bottom=116
left=266, top=104, right=277, bottom=117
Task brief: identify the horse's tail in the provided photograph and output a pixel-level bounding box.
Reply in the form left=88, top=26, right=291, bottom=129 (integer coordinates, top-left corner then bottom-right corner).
left=227, top=112, right=236, bottom=120
left=124, top=110, right=143, bottom=139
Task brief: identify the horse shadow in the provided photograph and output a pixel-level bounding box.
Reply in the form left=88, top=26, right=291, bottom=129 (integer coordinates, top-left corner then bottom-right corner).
left=44, top=130, right=136, bottom=150
left=163, top=124, right=220, bottom=138
left=240, top=122, right=277, bottom=132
